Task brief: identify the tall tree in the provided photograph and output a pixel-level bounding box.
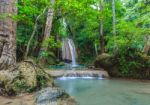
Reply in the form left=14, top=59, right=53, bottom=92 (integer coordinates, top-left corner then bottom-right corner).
left=143, top=36, right=150, bottom=55
left=112, top=0, right=117, bottom=51
left=99, top=0, right=105, bottom=54
left=0, top=0, right=17, bottom=70
left=112, top=0, right=116, bottom=36
left=41, top=0, right=55, bottom=52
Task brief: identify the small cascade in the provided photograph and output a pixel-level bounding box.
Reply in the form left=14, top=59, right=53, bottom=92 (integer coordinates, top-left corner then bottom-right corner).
left=62, top=38, right=78, bottom=67
left=55, top=70, right=108, bottom=80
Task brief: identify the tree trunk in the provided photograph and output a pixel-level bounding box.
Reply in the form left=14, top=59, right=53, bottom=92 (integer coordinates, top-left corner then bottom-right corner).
left=143, top=36, right=150, bottom=55
left=112, top=0, right=116, bottom=36
left=99, top=0, right=105, bottom=54
left=39, top=0, right=55, bottom=64
left=112, top=0, right=117, bottom=51
left=41, top=0, right=55, bottom=52
left=0, top=0, right=17, bottom=70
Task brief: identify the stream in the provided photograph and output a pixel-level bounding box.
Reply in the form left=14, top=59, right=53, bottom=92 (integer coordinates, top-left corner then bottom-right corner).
left=55, top=78, right=150, bottom=105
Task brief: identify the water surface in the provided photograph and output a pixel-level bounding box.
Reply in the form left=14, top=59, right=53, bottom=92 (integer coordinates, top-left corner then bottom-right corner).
left=55, top=79, right=150, bottom=105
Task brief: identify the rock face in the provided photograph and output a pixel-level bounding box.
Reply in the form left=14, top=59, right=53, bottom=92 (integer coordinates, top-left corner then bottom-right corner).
left=36, top=87, right=77, bottom=105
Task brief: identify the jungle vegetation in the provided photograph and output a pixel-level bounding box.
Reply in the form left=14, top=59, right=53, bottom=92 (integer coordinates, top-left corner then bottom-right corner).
left=0, top=0, right=150, bottom=88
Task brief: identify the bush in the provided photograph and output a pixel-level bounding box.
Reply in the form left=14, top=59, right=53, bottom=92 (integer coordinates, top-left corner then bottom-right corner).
left=94, top=46, right=150, bottom=79
left=115, top=46, right=150, bottom=78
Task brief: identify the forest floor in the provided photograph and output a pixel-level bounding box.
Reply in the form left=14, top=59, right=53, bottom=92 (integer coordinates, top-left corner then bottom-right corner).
left=0, top=93, right=34, bottom=105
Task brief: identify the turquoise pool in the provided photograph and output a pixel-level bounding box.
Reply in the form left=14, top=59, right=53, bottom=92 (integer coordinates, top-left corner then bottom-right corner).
left=55, top=78, right=150, bottom=105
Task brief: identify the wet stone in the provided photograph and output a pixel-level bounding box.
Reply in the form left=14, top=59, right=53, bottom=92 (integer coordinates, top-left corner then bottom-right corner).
left=35, top=87, right=64, bottom=105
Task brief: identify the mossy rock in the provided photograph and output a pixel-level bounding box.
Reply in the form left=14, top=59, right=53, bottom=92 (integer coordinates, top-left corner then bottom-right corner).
left=94, top=53, right=114, bottom=70
left=0, top=59, right=54, bottom=96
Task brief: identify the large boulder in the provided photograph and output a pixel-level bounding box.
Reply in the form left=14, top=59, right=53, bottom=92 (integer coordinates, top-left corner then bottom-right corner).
left=0, top=59, right=54, bottom=95
left=18, top=61, right=37, bottom=87
left=36, top=87, right=77, bottom=105
left=94, top=53, right=114, bottom=70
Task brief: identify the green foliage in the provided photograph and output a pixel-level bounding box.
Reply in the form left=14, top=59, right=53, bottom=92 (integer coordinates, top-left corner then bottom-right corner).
left=16, top=0, right=50, bottom=59
left=15, top=0, right=150, bottom=78
left=42, top=36, right=62, bottom=49
left=36, top=75, right=47, bottom=88
left=116, top=47, right=142, bottom=75
left=113, top=46, right=150, bottom=78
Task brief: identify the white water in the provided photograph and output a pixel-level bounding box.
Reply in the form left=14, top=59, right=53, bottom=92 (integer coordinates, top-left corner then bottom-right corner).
left=68, top=39, right=78, bottom=67
left=62, top=38, right=78, bottom=67
left=57, top=77, right=104, bottom=80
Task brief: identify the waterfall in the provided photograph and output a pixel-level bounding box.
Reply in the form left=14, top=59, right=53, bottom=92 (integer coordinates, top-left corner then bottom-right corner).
left=62, top=38, right=78, bottom=67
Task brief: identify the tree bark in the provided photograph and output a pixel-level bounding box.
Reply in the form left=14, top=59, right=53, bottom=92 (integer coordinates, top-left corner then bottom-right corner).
left=112, top=0, right=117, bottom=51
left=143, top=36, right=150, bottom=55
left=0, top=0, right=17, bottom=70
left=112, top=0, right=116, bottom=36
left=41, top=0, right=55, bottom=52
left=39, top=0, right=55, bottom=65
left=99, top=0, right=105, bottom=54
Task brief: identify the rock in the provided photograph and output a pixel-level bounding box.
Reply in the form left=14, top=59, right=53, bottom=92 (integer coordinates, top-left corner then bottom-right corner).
left=36, top=87, right=64, bottom=104
left=94, top=51, right=150, bottom=78
left=57, top=97, right=77, bottom=105
left=0, top=59, right=53, bottom=95
left=0, top=88, right=77, bottom=105
left=47, top=70, right=109, bottom=78
left=18, top=62, right=37, bottom=87
left=94, top=53, right=114, bottom=69
left=35, top=87, right=77, bottom=105
left=0, top=70, right=19, bottom=95
left=0, top=71, right=17, bottom=84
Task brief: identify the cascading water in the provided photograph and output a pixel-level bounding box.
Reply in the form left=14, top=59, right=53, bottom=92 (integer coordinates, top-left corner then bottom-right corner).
left=62, top=38, right=78, bottom=67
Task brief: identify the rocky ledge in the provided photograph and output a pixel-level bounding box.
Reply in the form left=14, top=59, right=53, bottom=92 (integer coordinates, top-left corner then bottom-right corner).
left=47, top=69, right=109, bottom=78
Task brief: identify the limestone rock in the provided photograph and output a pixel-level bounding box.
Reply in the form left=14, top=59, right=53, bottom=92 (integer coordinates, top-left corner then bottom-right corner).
left=94, top=53, right=114, bottom=69
left=35, top=87, right=77, bottom=105
left=18, top=62, right=37, bottom=87
left=0, top=59, right=53, bottom=95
